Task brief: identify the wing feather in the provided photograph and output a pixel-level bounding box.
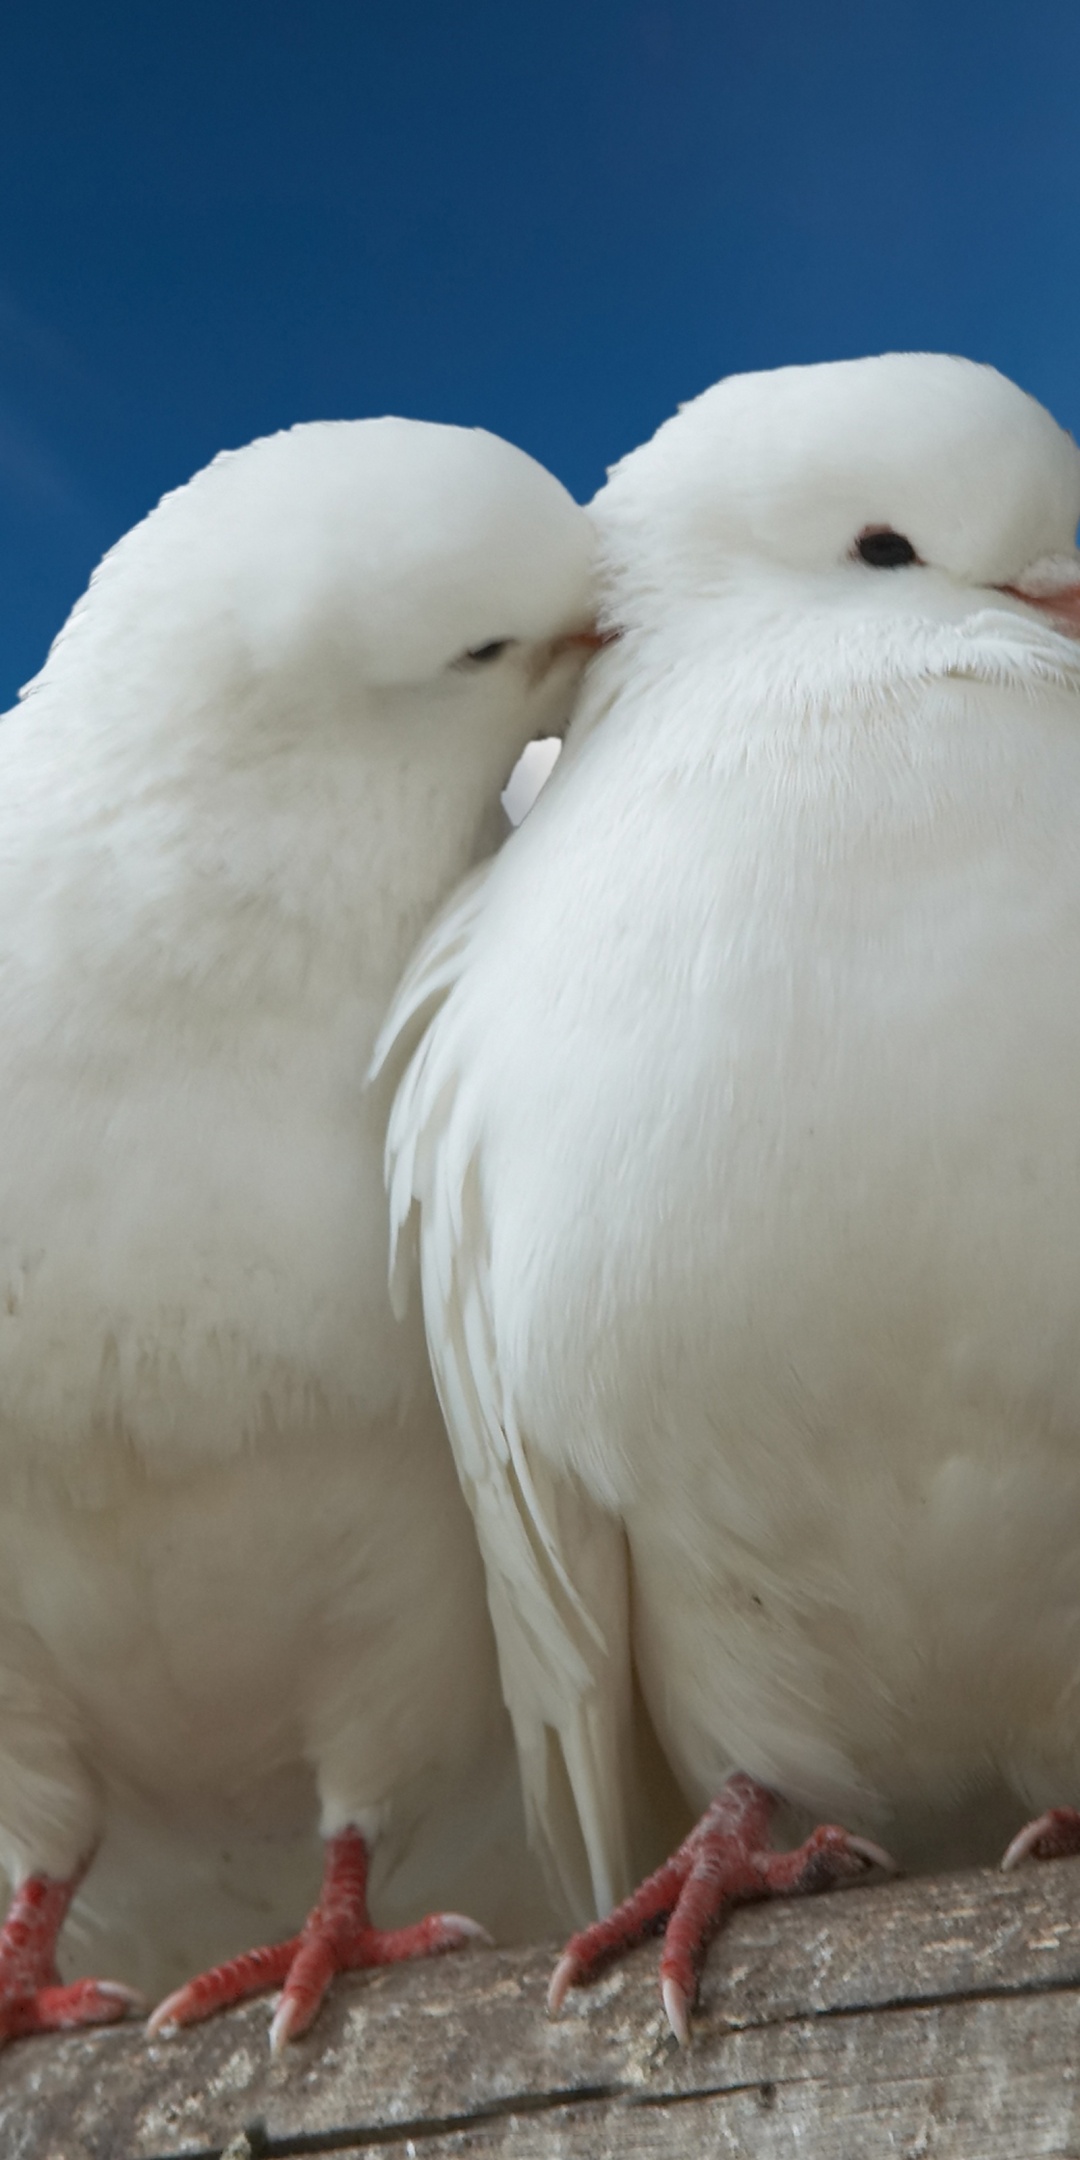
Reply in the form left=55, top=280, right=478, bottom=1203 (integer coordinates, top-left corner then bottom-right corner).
left=375, top=874, right=638, bottom=1920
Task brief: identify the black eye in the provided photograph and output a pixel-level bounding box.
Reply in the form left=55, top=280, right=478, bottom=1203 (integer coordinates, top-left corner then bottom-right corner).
left=854, top=528, right=919, bottom=569
left=464, top=639, right=512, bottom=663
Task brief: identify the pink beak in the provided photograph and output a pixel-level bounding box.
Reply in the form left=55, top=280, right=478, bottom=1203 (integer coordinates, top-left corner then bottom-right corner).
left=550, top=625, right=619, bottom=657
left=995, top=580, right=1080, bottom=635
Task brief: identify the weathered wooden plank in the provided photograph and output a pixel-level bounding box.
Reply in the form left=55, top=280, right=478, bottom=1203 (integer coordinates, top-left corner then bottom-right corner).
left=4, top=1856, right=1080, bottom=2159
left=324, top=1997, right=1080, bottom=2160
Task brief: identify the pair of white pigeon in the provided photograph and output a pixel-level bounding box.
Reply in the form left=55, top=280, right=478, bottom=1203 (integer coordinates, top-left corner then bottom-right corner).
left=2, top=354, right=1080, bottom=2060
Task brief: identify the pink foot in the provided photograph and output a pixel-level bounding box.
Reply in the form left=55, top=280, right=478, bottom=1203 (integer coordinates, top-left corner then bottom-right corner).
left=0, top=1871, right=140, bottom=2044
left=1002, top=1807, right=1080, bottom=1870
left=549, top=1772, right=895, bottom=2046
left=148, top=1826, right=491, bottom=2055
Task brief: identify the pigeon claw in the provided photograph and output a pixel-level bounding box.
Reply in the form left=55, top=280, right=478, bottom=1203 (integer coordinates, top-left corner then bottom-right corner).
left=660, top=1973, right=692, bottom=2049
left=0, top=1864, right=142, bottom=2045
left=265, top=1910, right=490, bottom=2058
left=0, top=1976, right=141, bottom=2044
left=147, top=1940, right=298, bottom=2038
left=1001, top=1806, right=1080, bottom=1871
left=548, top=1772, right=896, bottom=2046
left=546, top=1947, right=582, bottom=2018
left=147, top=1828, right=491, bottom=2053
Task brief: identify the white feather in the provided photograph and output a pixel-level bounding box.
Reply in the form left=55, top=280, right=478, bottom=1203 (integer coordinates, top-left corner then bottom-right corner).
left=0, top=414, right=595, bottom=1989
left=387, top=355, right=1080, bottom=1900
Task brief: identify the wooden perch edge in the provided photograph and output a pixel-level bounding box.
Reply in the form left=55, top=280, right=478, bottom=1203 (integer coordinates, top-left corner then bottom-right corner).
left=4, top=1854, right=1080, bottom=2160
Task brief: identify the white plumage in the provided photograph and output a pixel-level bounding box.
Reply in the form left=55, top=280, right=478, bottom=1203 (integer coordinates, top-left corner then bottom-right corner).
left=0, top=415, right=594, bottom=2042
left=382, top=355, right=1080, bottom=2024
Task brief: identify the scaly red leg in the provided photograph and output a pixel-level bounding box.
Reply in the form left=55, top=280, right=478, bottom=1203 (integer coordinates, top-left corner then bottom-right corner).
left=148, top=1825, right=490, bottom=2055
left=0, top=1869, right=140, bottom=2043
left=549, top=1771, right=895, bottom=2045
left=1002, top=1807, right=1080, bottom=1871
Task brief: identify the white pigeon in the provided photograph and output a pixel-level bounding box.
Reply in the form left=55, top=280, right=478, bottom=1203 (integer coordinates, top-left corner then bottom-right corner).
left=380, top=354, right=1080, bottom=2044
left=0, top=414, right=596, bottom=2052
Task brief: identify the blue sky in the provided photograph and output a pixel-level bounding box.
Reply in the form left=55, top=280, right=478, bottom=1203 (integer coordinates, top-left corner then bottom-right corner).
left=1, top=1, right=1078, bottom=706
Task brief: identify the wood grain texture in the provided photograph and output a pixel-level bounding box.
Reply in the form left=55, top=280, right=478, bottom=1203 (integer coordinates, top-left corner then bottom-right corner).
left=4, top=1856, right=1080, bottom=2159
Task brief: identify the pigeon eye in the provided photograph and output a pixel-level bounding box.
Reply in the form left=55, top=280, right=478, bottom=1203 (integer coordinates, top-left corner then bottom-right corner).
left=854, top=529, right=919, bottom=570
left=463, top=640, right=513, bottom=664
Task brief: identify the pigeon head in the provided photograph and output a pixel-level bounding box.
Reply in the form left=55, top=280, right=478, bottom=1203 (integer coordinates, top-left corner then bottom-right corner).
left=29, top=417, right=596, bottom=766
left=593, top=355, right=1080, bottom=642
